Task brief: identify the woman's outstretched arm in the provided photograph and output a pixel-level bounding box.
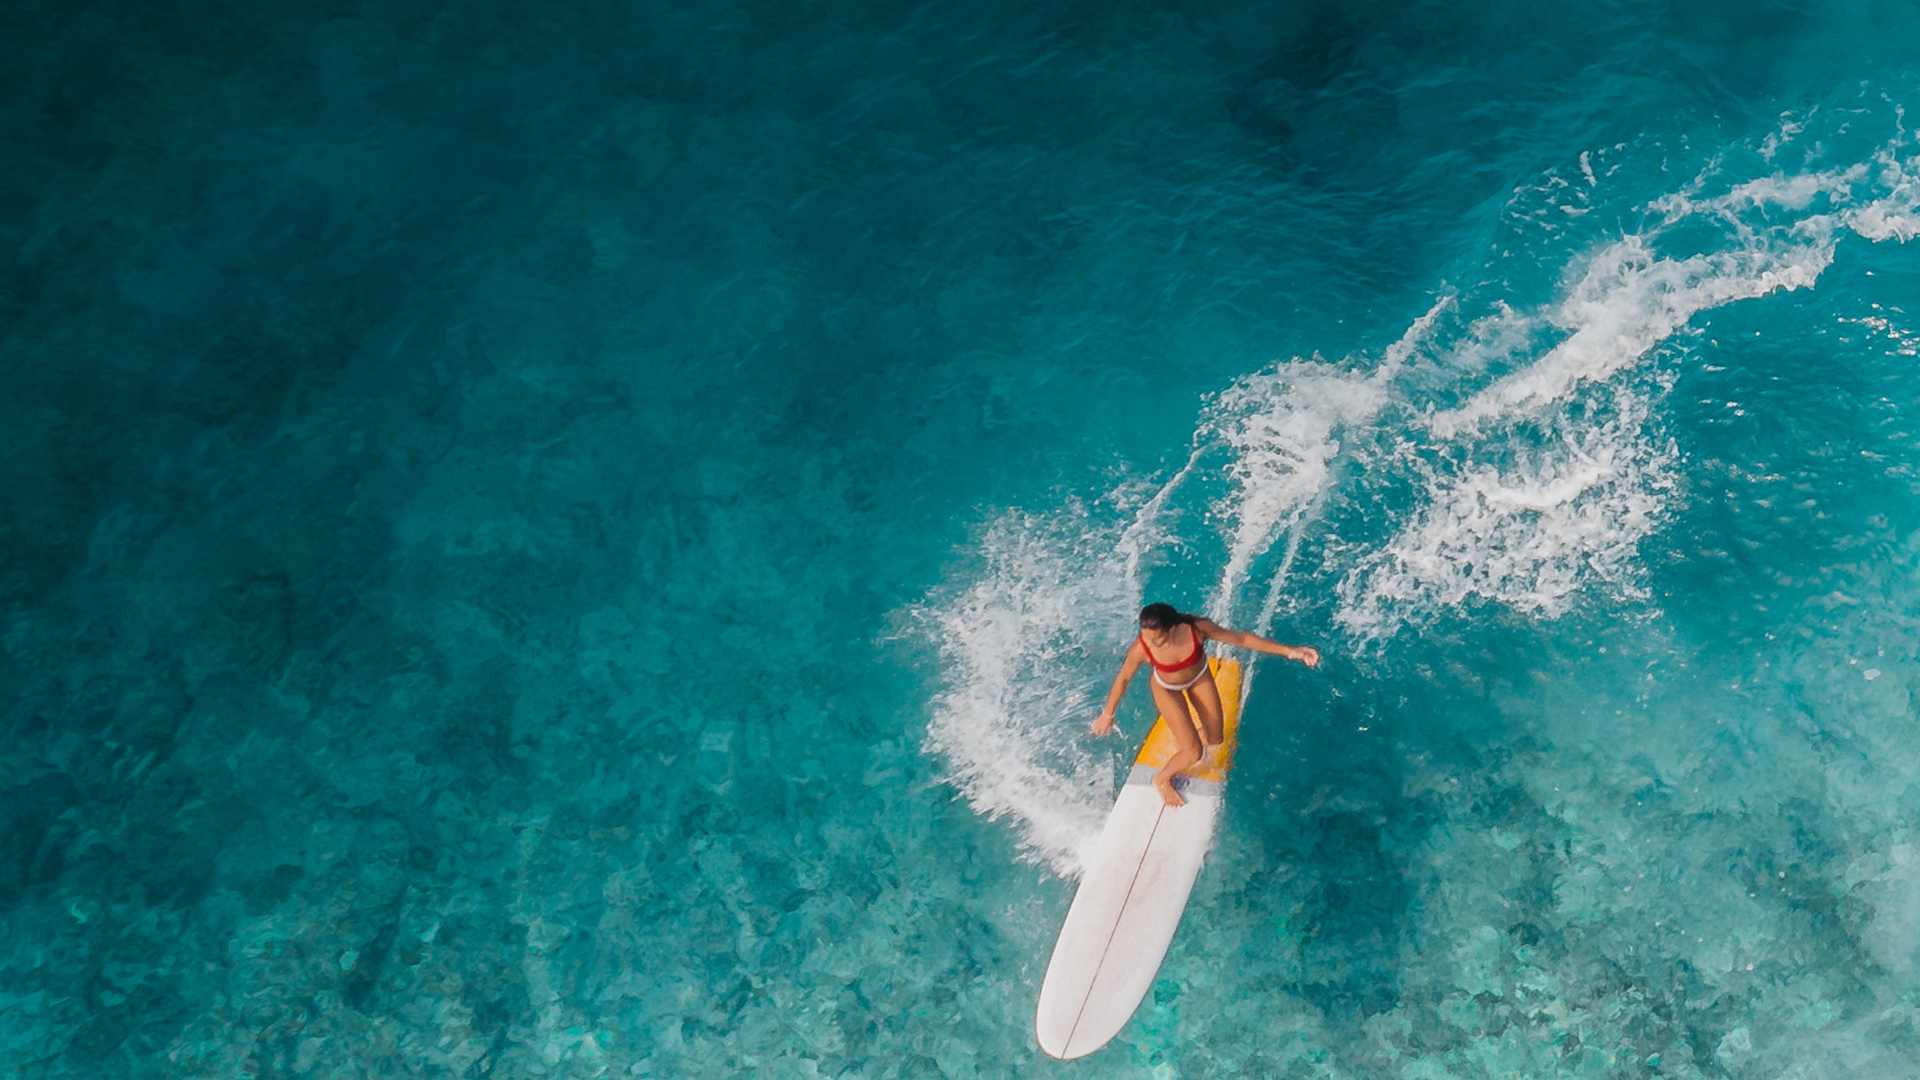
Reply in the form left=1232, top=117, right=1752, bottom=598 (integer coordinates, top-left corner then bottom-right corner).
left=1093, top=642, right=1146, bottom=734
left=1194, top=617, right=1320, bottom=667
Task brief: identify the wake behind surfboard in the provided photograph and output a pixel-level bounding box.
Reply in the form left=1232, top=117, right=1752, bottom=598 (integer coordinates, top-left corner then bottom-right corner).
left=1034, top=657, right=1243, bottom=1060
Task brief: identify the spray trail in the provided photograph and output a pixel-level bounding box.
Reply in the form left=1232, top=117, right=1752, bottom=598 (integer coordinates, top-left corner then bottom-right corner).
left=911, top=116, right=1920, bottom=877
left=1200, top=296, right=1453, bottom=629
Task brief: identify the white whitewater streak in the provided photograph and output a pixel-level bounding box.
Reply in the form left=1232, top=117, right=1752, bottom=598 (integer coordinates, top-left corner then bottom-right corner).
left=1240, top=515, right=1313, bottom=705
left=1647, top=163, right=1869, bottom=222
left=1851, top=202, right=1920, bottom=242
left=1339, top=385, right=1678, bottom=638
left=1201, top=297, right=1453, bottom=626
left=1374, top=294, right=1457, bottom=384
left=1115, top=439, right=1206, bottom=600
left=1426, top=236, right=1834, bottom=439
left=1342, top=126, right=1920, bottom=640
left=1758, top=108, right=1810, bottom=162
left=916, top=507, right=1139, bottom=878
left=1663, top=106, right=1906, bottom=226
left=1849, top=134, right=1920, bottom=241
left=1449, top=302, right=1536, bottom=378
left=1201, top=364, right=1385, bottom=623
left=1435, top=129, right=1920, bottom=440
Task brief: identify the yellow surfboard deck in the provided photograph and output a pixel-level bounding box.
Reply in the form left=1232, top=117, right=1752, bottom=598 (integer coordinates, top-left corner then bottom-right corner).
left=1130, top=656, right=1243, bottom=786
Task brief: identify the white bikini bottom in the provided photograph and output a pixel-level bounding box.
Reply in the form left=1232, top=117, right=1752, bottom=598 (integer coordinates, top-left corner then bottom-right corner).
left=1152, top=664, right=1208, bottom=692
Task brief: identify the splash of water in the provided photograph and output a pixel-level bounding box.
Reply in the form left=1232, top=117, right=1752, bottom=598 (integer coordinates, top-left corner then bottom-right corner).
left=1338, top=382, right=1679, bottom=637
left=1201, top=295, right=1454, bottom=628
left=911, top=118, right=1920, bottom=877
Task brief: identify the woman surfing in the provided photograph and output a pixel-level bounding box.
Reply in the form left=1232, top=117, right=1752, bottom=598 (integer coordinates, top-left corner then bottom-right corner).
left=1093, top=602, right=1320, bottom=806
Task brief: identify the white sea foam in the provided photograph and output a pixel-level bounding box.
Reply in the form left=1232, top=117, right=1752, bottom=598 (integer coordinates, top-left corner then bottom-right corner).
left=1115, top=440, right=1205, bottom=599
left=1347, top=235, right=1717, bottom=636
left=914, top=506, right=1136, bottom=877
left=1241, top=518, right=1312, bottom=705
left=1652, top=120, right=1917, bottom=240
left=1759, top=108, right=1809, bottom=162
left=1200, top=297, right=1452, bottom=627
left=1469, top=122, right=1917, bottom=441
left=1370, top=123, right=1920, bottom=640
left=1846, top=124, right=1920, bottom=240
left=1647, top=164, right=1868, bottom=222
left=1850, top=202, right=1920, bottom=242
left=1339, top=384, right=1678, bottom=638
left=1426, top=236, right=1834, bottom=439
left=1200, top=363, right=1384, bottom=623
left=1375, top=151, right=1815, bottom=641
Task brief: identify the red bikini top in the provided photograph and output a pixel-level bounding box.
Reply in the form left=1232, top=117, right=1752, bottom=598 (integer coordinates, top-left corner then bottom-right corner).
left=1139, top=624, right=1205, bottom=672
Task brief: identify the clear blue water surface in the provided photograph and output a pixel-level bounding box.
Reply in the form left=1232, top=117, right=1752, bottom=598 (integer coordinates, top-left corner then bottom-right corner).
left=5, top=2, right=1920, bottom=1077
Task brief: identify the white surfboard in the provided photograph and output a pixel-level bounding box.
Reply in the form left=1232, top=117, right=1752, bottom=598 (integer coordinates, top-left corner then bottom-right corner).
left=1035, top=657, right=1243, bottom=1060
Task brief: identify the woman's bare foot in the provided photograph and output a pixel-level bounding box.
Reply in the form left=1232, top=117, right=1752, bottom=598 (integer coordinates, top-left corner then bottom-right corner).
left=1153, top=773, right=1186, bottom=807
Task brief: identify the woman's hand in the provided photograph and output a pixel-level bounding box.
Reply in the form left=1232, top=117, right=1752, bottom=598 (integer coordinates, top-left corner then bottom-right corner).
left=1092, top=710, right=1118, bottom=735
left=1289, top=645, right=1321, bottom=668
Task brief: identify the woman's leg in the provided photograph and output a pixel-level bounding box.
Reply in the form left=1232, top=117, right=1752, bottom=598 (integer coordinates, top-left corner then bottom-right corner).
left=1185, top=671, right=1225, bottom=748
left=1147, top=677, right=1204, bottom=807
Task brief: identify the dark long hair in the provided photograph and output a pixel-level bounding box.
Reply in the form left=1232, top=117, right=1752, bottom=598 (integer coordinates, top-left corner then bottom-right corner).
left=1137, top=602, right=1194, bottom=631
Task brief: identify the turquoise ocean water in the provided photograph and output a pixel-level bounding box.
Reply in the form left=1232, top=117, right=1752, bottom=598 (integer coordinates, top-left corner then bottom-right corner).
left=6, top=2, right=1920, bottom=1076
